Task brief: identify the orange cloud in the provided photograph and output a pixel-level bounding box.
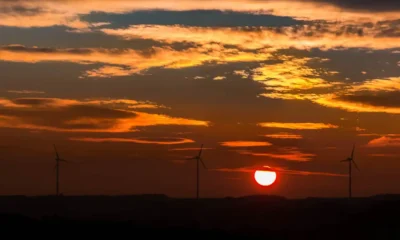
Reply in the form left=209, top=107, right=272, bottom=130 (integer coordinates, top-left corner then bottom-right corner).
left=359, top=133, right=400, bottom=137
left=263, top=92, right=400, bottom=115
left=1, top=0, right=398, bottom=30
left=252, top=56, right=338, bottom=92
left=260, top=92, right=327, bottom=101
left=0, top=97, right=164, bottom=110
left=263, top=133, right=302, bottom=139
left=348, top=77, right=400, bottom=93
left=84, top=66, right=138, bottom=78
left=0, top=99, right=29, bottom=108
left=366, top=136, right=400, bottom=147
left=261, top=77, right=400, bottom=115
left=128, top=104, right=161, bottom=109
left=0, top=115, right=207, bottom=134
left=0, top=114, right=130, bottom=133
left=69, top=137, right=194, bottom=145
left=384, top=134, right=400, bottom=137
left=0, top=97, right=79, bottom=108
left=0, top=44, right=272, bottom=78
left=97, top=24, right=395, bottom=117
left=132, top=112, right=208, bottom=127
left=7, top=90, right=45, bottom=94
left=0, top=97, right=209, bottom=133
left=81, top=98, right=166, bottom=109
left=258, top=122, right=338, bottom=130
left=233, top=70, right=249, bottom=79
left=0, top=121, right=129, bottom=133
left=0, top=0, right=399, bottom=29
left=60, top=111, right=208, bottom=133
left=220, top=141, right=272, bottom=147
left=314, top=95, right=400, bottom=114
left=358, top=133, right=381, bottom=137
left=103, top=24, right=400, bottom=51
left=237, top=149, right=315, bottom=162
left=213, top=76, right=226, bottom=81
left=356, top=127, right=366, bottom=132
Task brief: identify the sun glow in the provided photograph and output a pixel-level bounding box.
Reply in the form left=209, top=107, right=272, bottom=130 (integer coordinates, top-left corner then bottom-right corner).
left=254, top=170, right=277, bottom=186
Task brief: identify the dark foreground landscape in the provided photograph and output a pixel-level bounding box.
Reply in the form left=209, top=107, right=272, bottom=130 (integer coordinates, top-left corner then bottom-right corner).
left=1, top=194, right=399, bottom=239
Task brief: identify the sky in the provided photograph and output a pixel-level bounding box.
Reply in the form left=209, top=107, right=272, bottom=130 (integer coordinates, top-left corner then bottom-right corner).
left=0, top=0, right=399, bottom=198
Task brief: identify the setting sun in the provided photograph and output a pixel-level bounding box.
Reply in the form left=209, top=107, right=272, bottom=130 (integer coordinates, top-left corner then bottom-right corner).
left=254, top=170, right=277, bottom=186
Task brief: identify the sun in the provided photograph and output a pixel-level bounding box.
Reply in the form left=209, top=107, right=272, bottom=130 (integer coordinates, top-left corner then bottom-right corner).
left=254, top=170, right=277, bottom=186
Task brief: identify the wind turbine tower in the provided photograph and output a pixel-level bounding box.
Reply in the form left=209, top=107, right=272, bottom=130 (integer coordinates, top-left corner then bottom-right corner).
left=340, top=144, right=360, bottom=199
left=187, top=144, right=208, bottom=199
left=53, top=144, right=67, bottom=196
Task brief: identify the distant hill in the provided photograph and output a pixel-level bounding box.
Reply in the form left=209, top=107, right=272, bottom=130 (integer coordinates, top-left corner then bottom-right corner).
left=0, top=194, right=399, bottom=238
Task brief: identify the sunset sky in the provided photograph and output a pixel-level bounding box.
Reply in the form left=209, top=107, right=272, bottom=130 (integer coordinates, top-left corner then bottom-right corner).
left=0, top=0, right=399, bottom=198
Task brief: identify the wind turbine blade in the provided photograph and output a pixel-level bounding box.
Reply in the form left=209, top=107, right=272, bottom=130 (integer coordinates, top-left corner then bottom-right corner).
left=351, top=143, right=355, bottom=159
left=53, top=144, right=60, bottom=159
left=352, top=160, right=360, bottom=171
left=185, top=157, right=197, bottom=160
left=198, top=144, right=204, bottom=158
left=200, top=158, right=207, bottom=170
left=340, top=159, right=349, bottom=162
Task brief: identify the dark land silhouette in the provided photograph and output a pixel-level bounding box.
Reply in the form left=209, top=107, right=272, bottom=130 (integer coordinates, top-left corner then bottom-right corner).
left=1, top=194, right=400, bottom=238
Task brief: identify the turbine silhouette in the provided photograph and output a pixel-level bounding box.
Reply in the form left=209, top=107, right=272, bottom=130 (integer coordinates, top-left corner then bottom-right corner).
left=340, top=143, right=360, bottom=199
left=53, top=144, right=68, bottom=196
left=186, top=144, right=207, bottom=199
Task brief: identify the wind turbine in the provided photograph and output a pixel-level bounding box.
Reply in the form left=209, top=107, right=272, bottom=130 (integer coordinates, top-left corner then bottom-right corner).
left=186, top=144, right=208, bottom=199
left=53, top=144, right=67, bottom=196
left=340, top=144, right=360, bottom=199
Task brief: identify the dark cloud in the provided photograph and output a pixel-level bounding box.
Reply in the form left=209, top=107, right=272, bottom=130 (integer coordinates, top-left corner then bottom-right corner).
left=1, top=44, right=94, bottom=54
left=4, top=103, right=135, bottom=119
left=63, top=105, right=136, bottom=119
left=277, top=48, right=400, bottom=84
left=339, top=92, right=400, bottom=107
left=0, top=95, right=212, bottom=133
left=0, top=43, right=195, bottom=58
left=12, top=98, right=50, bottom=106
left=280, top=20, right=400, bottom=38
left=2, top=44, right=160, bottom=56
left=375, top=20, right=400, bottom=37
left=304, top=0, right=400, bottom=12
left=82, top=10, right=304, bottom=28
left=1, top=44, right=57, bottom=53
left=0, top=26, right=166, bottom=50
left=0, top=101, right=137, bottom=132
left=0, top=5, right=44, bottom=16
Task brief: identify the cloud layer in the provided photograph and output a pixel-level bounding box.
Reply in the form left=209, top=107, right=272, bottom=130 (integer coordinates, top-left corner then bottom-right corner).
left=220, top=141, right=272, bottom=147
left=258, top=122, right=338, bottom=130
left=1, top=0, right=399, bottom=30
left=69, top=137, right=195, bottom=145
left=0, top=44, right=273, bottom=78
left=103, top=23, right=400, bottom=51
left=367, top=136, right=400, bottom=147
left=236, top=149, right=316, bottom=162
left=0, top=97, right=209, bottom=133
left=263, top=133, right=303, bottom=139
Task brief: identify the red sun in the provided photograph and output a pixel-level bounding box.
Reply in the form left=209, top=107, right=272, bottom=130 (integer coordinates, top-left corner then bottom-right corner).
left=254, top=170, right=277, bottom=186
